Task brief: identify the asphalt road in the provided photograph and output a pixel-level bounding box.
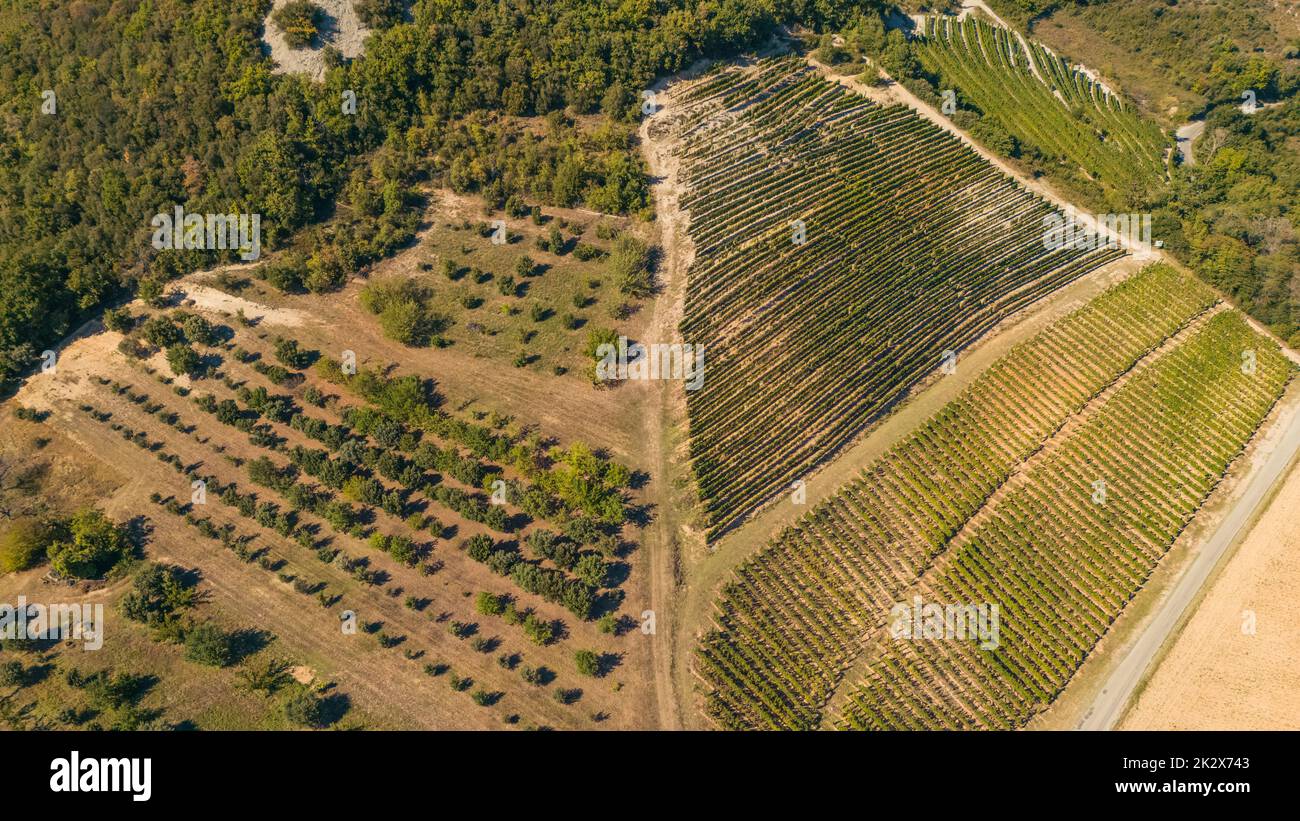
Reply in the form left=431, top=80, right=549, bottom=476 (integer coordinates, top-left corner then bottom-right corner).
left=1078, top=401, right=1300, bottom=730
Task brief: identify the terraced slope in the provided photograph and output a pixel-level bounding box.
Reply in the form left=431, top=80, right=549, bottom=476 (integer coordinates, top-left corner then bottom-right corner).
left=915, top=15, right=1169, bottom=196
left=674, top=58, right=1124, bottom=540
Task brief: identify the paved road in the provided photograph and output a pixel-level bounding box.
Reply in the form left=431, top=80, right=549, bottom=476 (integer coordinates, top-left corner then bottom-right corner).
left=1078, top=400, right=1300, bottom=729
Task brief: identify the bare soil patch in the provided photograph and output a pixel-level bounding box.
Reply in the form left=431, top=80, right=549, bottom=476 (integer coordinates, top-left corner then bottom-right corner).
left=262, top=0, right=371, bottom=83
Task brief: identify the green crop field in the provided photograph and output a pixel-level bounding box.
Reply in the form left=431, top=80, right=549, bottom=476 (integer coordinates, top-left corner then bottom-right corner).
left=695, top=263, right=1292, bottom=730
left=914, top=15, right=1170, bottom=201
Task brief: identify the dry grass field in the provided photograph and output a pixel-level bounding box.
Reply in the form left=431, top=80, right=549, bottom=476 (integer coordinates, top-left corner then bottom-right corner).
left=0, top=191, right=664, bottom=729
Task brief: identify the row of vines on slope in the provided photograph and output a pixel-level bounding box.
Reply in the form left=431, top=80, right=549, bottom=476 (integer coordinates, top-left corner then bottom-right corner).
left=672, top=57, right=1124, bottom=540
left=834, top=309, right=1292, bottom=729
left=694, top=264, right=1241, bottom=729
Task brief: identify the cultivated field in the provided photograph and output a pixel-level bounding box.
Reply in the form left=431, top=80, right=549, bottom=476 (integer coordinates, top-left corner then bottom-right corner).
left=694, top=263, right=1294, bottom=729
left=1, top=246, right=659, bottom=729
left=672, top=57, right=1123, bottom=541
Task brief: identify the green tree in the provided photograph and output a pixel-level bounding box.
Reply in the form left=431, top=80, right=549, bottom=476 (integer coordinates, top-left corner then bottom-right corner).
left=184, top=622, right=235, bottom=667
left=46, top=509, right=130, bottom=580
left=0, top=518, right=58, bottom=574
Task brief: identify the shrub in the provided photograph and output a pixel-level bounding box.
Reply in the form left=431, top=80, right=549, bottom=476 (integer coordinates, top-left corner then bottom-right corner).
left=0, top=518, right=59, bottom=574
left=273, top=1, right=324, bottom=49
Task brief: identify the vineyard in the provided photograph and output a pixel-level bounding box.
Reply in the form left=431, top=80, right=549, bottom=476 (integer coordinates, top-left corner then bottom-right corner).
left=693, top=263, right=1294, bottom=730
left=834, top=310, right=1292, bottom=729
left=913, top=15, right=1169, bottom=198
left=673, top=57, right=1125, bottom=539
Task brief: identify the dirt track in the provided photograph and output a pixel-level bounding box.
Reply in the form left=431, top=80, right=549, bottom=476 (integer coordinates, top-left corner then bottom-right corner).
left=1120, top=452, right=1300, bottom=729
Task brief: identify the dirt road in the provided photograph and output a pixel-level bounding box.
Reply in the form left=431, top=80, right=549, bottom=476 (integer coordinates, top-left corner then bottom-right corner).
left=1121, top=449, right=1300, bottom=729
left=1175, top=120, right=1205, bottom=166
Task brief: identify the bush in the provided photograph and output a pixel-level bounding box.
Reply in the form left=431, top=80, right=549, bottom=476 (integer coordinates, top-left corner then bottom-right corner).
left=273, top=1, right=324, bottom=49
left=0, top=518, right=58, bottom=574
left=184, top=622, right=235, bottom=667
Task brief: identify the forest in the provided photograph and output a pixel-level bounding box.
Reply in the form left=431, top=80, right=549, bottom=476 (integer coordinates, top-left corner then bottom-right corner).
left=0, top=0, right=880, bottom=393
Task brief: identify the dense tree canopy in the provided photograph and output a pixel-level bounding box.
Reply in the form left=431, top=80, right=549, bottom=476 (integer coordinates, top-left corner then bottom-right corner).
left=0, top=0, right=879, bottom=393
